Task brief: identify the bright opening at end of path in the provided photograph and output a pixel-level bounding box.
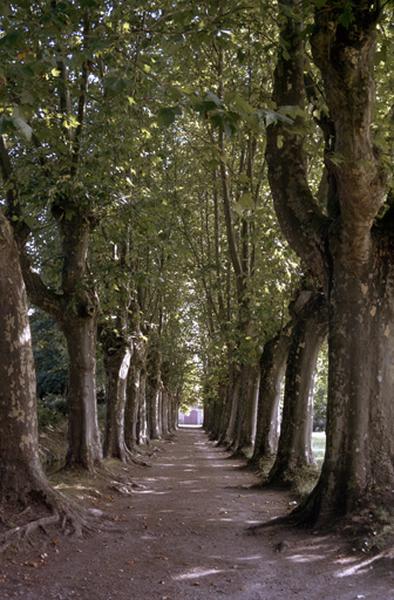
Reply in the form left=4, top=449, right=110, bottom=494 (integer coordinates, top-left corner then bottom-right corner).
left=178, top=405, right=204, bottom=428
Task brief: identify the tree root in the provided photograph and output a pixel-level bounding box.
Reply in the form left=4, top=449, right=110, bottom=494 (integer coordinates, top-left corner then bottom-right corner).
left=0, top=497, right=101, bottom=553
left=246, top=513, right=296, bottom=535
left=125, top=450, right=151, bottom=468
left=108, top=480, right=146, bottom=496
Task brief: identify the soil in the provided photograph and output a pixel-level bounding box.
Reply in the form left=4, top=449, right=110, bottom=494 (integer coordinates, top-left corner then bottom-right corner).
left=1, top=428, right=393, bottom=600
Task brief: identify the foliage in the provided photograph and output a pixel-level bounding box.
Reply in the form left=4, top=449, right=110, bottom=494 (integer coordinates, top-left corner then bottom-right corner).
left=30, top=310, right=68, bottom=398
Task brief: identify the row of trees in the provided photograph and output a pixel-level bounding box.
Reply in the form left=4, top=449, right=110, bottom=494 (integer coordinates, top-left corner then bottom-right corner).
left=0, top=0, right=392, bottom=538
left=197, top=0, right=393, bottom=527
left=0, top=0, right=197, bottom=531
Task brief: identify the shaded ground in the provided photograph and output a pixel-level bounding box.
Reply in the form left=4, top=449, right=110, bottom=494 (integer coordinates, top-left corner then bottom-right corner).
left=1, top=428, right=393, bottom=599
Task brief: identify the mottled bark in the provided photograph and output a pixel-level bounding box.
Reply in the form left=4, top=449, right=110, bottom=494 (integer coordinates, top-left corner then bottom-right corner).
left=267, top=0, right=391, bottom=523
left=223, top=369, right=241, bottom=447
left=102, top=329, right=132, bottom=461
left=231, top=364, right=260, bottom=457
left=125, top=362, right=141, bottom=449
left=267, top=293, right=328, bottom=487
left=146, top=335, right=162, bottom=440
left=0, top=211, right=52, bottom=504
left=63, top=316, right=102, bottom=470
left=161, top=389, right=170, bottom=437
left=250, top=325, right=292, bottom=467
left=137, top=368, right=149, bottom=445
left=296, top=225, right=394, bottom=521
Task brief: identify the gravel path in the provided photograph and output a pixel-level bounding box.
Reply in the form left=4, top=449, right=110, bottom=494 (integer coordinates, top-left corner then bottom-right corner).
left=1, top=428, right=393, bottom=599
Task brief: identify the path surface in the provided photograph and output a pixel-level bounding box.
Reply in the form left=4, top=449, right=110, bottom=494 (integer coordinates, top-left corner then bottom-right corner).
left=1, top=429, right=393, bottom=600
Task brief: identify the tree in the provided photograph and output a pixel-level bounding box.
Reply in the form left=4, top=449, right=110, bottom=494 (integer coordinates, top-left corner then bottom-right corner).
left=266, top=0, right=393, bottom=523
left=266, top=290, right=327, bottom=487
left=0, top=208, right=86, bottom=543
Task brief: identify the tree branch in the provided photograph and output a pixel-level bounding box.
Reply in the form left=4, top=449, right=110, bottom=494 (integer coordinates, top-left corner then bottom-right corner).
left=265, top=0, right=329, bottom=282
left=0, top=137, right=62, bottom=320
left=311, top=0, right=387, bottom=264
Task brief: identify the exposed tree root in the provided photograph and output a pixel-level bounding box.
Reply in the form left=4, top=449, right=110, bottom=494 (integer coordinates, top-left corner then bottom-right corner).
left=0, top=492, right=103, bottom=554
left=246, top=513, right=298, bottom=535
left=125, top=450, right=151, bottom=468
left=109, top=480, right=146, bottom=496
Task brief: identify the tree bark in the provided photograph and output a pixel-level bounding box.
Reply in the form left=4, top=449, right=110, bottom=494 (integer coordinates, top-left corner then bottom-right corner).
left=62, top=316, right=102, bottom=470
left=161, top=388, right=170, bottom=438
left=231, top=364, right=260, bottom=457
left=125, top=361, right=141, bottom=449
left=146, top=334, right=162, bottom=440
left=137, top=367, right=149, bottom=445
left=267, top=293, right=328, bottom=487
left=102, top=329, right=132, bottom=461
left=295, top=226, right=394, bottom=521
left=266, top=0, right=390, bottom=523
left=223, top=368, right=241, bottom=447
left=0, top=211, right=52, bottom=504
left=249, top=325, right=292, bottom=467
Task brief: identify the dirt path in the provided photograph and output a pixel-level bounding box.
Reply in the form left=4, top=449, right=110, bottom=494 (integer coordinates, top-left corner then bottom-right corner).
left=1, top=428, right=393, bottom=600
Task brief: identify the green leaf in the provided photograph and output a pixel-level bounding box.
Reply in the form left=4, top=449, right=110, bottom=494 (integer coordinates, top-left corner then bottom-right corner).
left=239, top=192, right=254, bottom=210
left=157, top=106, right=182, bottom=127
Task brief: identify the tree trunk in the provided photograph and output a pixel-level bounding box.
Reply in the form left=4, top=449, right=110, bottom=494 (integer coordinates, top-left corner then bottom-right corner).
left=295, top=229, right=394, bottom=522
left=250, top=326, right=292, bottom=468
left=223, top=368, right=241, bottom=447
left=267, top=293, right=327, bottom=487
left=231, top=363, right=260, bottom=457
left=102, top=331, right=132, bottom=462
left=0, top=212, right=53, bottom=505
left=265, top=0, right=392, bottom=525
left=62, top=317, right=102, bottom=470
left=161, top=389, right=170, bottom=437
left=170, top=391, right=180, bottom=432
left=137, top=368, right=149, bottom=445
left=215, top=369, right=234, bottom=445
left=146, top=337, right=162, bottom=440
left=125, top=362, right=141, bottom=449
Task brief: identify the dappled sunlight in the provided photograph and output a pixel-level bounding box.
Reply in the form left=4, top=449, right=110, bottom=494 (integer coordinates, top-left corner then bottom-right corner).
left=287, top=553, right=326, bottom=564
left=133, top=489, right=170, bottom=496
left=209, top=462, right=240, bottom=469
left=236, top=555, right=263, bottom=562
left=207, top=517, right=236, bottom=523
left=173, top=567, right=227, bottom=581
left=335, top=554, right=383, bottom=578
left=178, top=479, right=199, bottom=486
left=142, top=476, right=172, bottom=482
left=244, top=519, right=263, bottom=525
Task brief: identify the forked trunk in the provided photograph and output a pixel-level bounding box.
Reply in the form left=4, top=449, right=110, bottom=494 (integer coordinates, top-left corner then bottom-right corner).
left=268, top=293, right=327, bottom=487
left=63, top=317, right=102, bottom=470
